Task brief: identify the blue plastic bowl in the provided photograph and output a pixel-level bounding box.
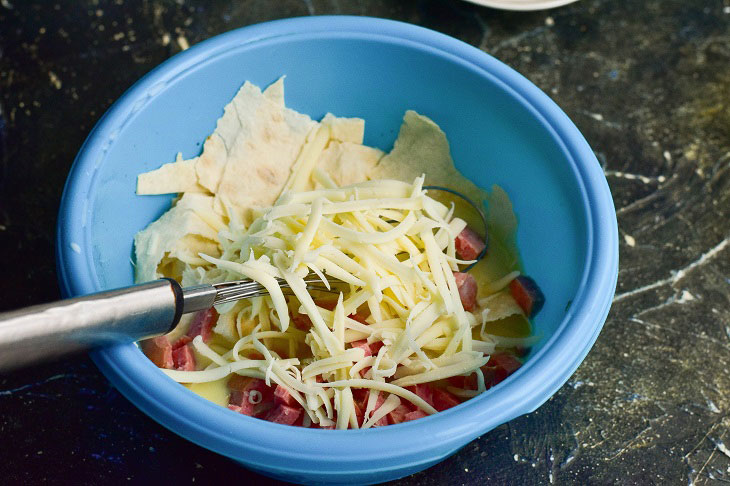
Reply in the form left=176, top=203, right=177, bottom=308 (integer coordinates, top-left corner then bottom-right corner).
left=56, top=16, right=618, bottom=485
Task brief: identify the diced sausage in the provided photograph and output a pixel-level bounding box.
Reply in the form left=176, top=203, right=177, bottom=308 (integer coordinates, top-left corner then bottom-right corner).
left=370, top=393, right=388, bottom=427
left=447, top=373, right=478, bottom=390
left=403, top=410, right=428, bottom=422
left=292, top=314, right=312, bottom=331
left=172, top=344, right=196, bottom=371
left=453, top=272, right=478, bottom=311
left=479, top=366, right=498, bottom=387
left=227, top=377, right=275, bottom=414
left=348, top=313, right=369, bottom=325
left=350, top=340, right=373, bottom=357
left=253, top=401, right=275, bottom=418
left=314, top=299, right=338, bottom=311
left=488, top=353, right=523, bottom=374
left=274, top=385, right=298, bottom=407
left=482, top=352, right=523, bottom=387
left=264, top=404, right=302, bottom=425
left=353, top=401, right=364, bottom=427
left=227, top=403, right=249, bottom=415
left=405, top=384, right=434, bottom=407
left=228, top=390, right=248, bottom=407
left=172, top=335, right=192, bottom=349
left=228, top=391, right=256, bottom=416
left=387, top=404, right=413, bottom=425
left=509, top=275, right=545, bottom=318
left=140, top=336, right=173, bottom=369
left=250, top=379, right=276, bottom=404
left=354, top=391, right=387, bottom=427
left=187, top=308, right=218, bottom=342
left=455, top=226, right=487, bottom=261
left=315, top=299, right=370, bottom=324
left=431, top=388, right=461, bottom=412
left=372, top=416, right=388, bottom=427
left=352, top=388, right=369, bottom=404
left=369, top=340, right=384, bottom=355
left=227, top=374, right=251, bottom=392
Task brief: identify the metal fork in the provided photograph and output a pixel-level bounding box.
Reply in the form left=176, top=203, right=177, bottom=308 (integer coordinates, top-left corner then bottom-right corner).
left=0, top=276, right=346, bottom=373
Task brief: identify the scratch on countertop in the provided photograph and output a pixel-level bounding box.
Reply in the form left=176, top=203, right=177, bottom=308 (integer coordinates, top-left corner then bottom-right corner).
left=626, top=317, right=729, bottom=350
left=631, top=289, right=697, bottom=319
left=0, top=373, right=72, bottom=396
left=613, top=237, right=729, bottom=303
left=605, top=169, right=666, bottom=184
left=712, top=439, right=730, bottom=459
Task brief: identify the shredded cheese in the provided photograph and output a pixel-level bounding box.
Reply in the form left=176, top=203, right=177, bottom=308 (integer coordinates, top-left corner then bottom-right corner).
left=152, top=175, right=526, bottom=428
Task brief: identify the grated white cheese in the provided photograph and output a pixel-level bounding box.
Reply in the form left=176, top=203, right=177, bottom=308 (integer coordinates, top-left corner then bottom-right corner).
left=142, top=137, right=526, bottom=428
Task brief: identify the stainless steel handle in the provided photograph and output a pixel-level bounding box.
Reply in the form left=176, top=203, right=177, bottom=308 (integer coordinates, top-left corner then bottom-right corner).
left=0, top=279, right=184, bottom=372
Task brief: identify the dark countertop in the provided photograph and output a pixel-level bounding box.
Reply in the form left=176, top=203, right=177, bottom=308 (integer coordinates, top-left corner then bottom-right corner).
left=1, top=1, right=729, bottom=484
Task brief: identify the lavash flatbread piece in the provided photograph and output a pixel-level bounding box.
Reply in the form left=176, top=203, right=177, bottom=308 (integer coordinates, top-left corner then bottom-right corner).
left=134, top=193, right=221, bottom=283
left=370, top=110, right=517, bottom=251
left=321, top=112, right=365, bottom=144
left=137, top=153, right=208, bottom=195
left=208, top=81, right=316, bottom=213
left=370, top=110, right=487, bottom=204
left=136, top=80, right=288, bottom=197
left=317, top=142, right=384, bottom=187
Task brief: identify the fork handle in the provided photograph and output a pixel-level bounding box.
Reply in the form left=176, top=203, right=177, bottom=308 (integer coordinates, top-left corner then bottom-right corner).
left=0, top=279, right=183, bottom=372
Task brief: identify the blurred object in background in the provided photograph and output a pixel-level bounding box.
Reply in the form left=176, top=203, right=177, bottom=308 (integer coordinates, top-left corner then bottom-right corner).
left=464, top=0, right=578, bottom=10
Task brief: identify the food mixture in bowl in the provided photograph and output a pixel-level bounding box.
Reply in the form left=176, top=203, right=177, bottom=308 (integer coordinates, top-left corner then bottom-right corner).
left=134, top=78, right=544, bottom=429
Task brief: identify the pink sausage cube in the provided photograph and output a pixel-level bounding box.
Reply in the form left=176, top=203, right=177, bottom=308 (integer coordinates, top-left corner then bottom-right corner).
left=350, top=339, right=373, bottom=357
left=187, top=308, right=218, bottom=343
left=355, top=391, right=388, bottom=427
left=274, top=385, right=298, bottom=407
left=509, top=275, right=545, bottom=318
left=228, top=378, right=275, bottom=417
left=431, top=388, right=461, bottom=412
left=140, top=336, right=173, bottom=369
left=172, top=335, right=192, bottom=349
left=228, top=391, right=256, bottom=416
left=455, top=226, right=487, bottom=261
left=405, top=384, right=434, bottom=407
left=264, top=404, right=302, bottom=425
left=403, top=410, right=428, bottom=422
left=172, top=344, right=196, bottom=371
left=387, top=404, right=413, bottom=425
left=453, top=272, right=478, bottom=311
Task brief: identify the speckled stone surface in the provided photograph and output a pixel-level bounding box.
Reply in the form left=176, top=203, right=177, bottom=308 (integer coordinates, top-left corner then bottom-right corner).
left=1, top=1, right=729, bottom=484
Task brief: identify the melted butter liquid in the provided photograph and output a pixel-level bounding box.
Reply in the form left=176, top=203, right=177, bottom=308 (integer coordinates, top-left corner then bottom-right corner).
left=185, top=378, right=229, bottom=407
left=470, top=234, right=531, bottom=340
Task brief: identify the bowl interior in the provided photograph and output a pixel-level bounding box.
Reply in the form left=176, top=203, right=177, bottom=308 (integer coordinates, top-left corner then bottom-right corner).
left=57, top=18, right=613, bottom=484
left=85, top=34, right=586, bottom=354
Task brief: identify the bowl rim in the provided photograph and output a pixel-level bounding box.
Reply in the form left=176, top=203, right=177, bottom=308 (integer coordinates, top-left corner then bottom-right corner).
left=56, top=15, right=618, bottom=473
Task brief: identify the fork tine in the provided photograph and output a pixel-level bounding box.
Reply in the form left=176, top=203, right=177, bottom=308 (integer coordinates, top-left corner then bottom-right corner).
left=209, top=275, right=347, bottom=307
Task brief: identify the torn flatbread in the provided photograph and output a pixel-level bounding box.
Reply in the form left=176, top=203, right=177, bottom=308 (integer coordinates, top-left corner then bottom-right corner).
left=136, top=77, right=313, bottom=205
left=370, top=110, right=517, bottom=248
left=321, top=112, right=365, bottom=144
left=317, top=141, right=383, bottom=187
left=134, top=193, right=221, bottom=283
left=137, top=153, right=208, bottom=195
